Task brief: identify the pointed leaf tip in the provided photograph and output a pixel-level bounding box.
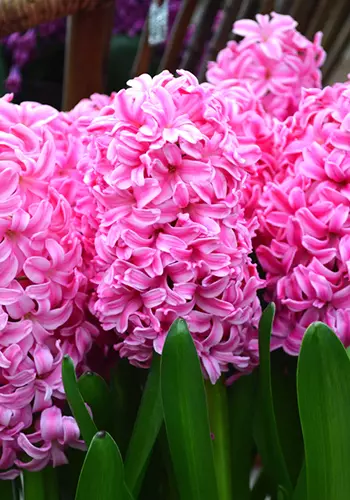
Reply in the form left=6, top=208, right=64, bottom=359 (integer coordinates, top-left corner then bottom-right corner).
left=75, top=432, right=131, bottom=500
left=96, top=431, right=106, bottom=439
left=168, top=318, right=189, bottom=336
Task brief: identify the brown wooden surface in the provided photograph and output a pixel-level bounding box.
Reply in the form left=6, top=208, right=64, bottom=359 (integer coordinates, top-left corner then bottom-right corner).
left=0, top=0, right=111, bottom=37
left=181, top=0, right=221, bottom=73
left=158, top=0, right=198, bottom=73
left=260, top=0, right=275, bottom=14
left=62, top=0, right=114, bottom=110
left=131, top=19, right=152, bottom=77
left=198, top=0, right=243, bottom=81
left=323, top=11, right=350, bottom=81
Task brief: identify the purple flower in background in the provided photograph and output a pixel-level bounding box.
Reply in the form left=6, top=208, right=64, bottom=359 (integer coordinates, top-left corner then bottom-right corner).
left=5, top=66, right=21, bottom=93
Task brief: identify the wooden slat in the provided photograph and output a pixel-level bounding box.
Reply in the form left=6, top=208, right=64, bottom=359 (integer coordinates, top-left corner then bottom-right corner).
left=305, top=0, right=333, bottom=39
left=62, top=0, right=114, bottom=110
left=260, top=0, right=275, bottom=14
left=275, top=0, right=293, bottom=14
left=322, top=0, right=349, bottom=52
left=181, top=0, right=221, bottom=73
left=131, top=18, right=152, bottom=77
left=0, top=0, right=109, bottom=37
left=323, top=11, right=350, bottom=82
left=198, top=0, right=242, bottom=81
left=158, top=0, right=199, bottom=73
left=132, top=0, right=168, bottom=78
left=231, top=0, right=260, bottom=41
left=290, top=0, right=318, bottom=34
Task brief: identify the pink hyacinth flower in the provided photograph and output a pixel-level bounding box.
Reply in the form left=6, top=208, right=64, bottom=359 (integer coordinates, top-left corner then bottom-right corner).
left=78, top=70, right=264, bottom=384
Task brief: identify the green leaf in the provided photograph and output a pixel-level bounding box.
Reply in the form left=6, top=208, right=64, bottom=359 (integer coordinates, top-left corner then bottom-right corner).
left=78, top=372, right=112, bottom=433
left=297, top=322, right=350, bottom=500
left=43, top=467, right=59, bottom=500
left=250, top=470, right=275, bottom=500
left=254, top=304, right=292, bottom=495
left=292, top=462, right=306, bottom=500
left=205, top=378, right=232, bottom=500
left=75, top=431, right=133, bottom=500
left=58, top=449, right=85, bottom=500
left=23, top=470, right=45, bottom=500
left=110, top=359, right=143, bottom=456
left=278, top=485, right=289, bottom=500
left=124, top=354, right=163, bottom=496
left=228, top=371, right=257, bottom=500
left=62, top=355, right=98, bottom=446
left=161, top=318, right=219, bottom=500
left=271, top=351, right=303, bottom=486
left=138, top=426, right=177, bottom=500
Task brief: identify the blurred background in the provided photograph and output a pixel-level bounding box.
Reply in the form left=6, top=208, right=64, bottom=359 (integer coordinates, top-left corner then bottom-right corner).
left=0, top=0, right=349, bottom=109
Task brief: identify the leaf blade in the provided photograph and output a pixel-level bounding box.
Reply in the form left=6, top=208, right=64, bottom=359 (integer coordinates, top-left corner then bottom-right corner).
left=78, top=372, right=112, bottom=433
left=205, top=378, right=232, bottom=500
left=228, top=371, right=257, bottom=500
left=75, top=431, right=131, bottom=500
left=23, top=471, right=45, bottom=500
left=124, top=354, right=163, bottom=496
left=62, top=355, right=98, bottom=446
left=254, top=304, right=292, bottom=494
left=161, top=318, right=219, bottom=500
left=297, top=322, right=350, bottom=500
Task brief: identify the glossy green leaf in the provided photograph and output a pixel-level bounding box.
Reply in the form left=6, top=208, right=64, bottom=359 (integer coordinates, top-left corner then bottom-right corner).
left=23, top=470, right=45, bottom=500
left=254, top=304, right=292, bottom=495
left=161, top=318, right=219, bottom=500
left=297, top=322, right=350, bottom=500
left=205, top=378, right=232, bottom=500
left=62, top=355, right=98, bottom=446
left=124, top=354, right=163, bottom=496
left=75, top=431, right=133, bottom=500
left=271, top=351, right=303, bottom=486
left=228, top=371, right=257, bottom=500
left=78, top=372, right=112, bottom=433
left=292, top=462, right=306, bottom=500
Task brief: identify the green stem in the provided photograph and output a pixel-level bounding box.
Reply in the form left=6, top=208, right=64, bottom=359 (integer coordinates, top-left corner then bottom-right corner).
left=12, top=477, right=22, bottom=500
left=23, top=470, right=46, bottom=500
left=205, top=378, right=232, bottom=500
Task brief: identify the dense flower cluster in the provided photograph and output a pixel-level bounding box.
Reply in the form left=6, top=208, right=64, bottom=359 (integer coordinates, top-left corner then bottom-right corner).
left=256, top=80, right=350, bottom=354
left=214, top=80, right=285, bottom=220
left=0, top=95, right=99, bottom=477
left=80, top=70, right=264, bottom=384
left=207, top=12, right=326, bottom=120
